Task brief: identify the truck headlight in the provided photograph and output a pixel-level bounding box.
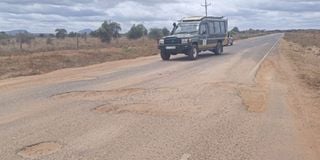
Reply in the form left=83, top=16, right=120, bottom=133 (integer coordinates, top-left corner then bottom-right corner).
left=159, top=39, right=164, bottom=45
left=181, top=38, right=190, bottom=44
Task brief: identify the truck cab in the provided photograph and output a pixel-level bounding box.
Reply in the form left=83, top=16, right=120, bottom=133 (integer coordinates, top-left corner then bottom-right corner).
left=158, top=16, right=228, bottom=61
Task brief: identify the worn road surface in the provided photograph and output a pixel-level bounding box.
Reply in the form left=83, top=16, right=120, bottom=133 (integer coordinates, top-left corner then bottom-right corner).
left=0, top=34, right=316, bottom=160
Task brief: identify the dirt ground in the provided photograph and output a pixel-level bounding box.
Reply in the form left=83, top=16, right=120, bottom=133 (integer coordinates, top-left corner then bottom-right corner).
left=236, top=31, right=320, bottom=157
left=267, top=32, right=320, bottom=157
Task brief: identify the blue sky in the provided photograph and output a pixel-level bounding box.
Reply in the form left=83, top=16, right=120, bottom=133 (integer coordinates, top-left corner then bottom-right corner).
left=0, top=0, right=319, bottom=33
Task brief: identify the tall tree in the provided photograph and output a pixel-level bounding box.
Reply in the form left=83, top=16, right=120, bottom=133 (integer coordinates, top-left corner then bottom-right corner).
left=231, top=27, right=240, bottom=33
left=97, top=21, right=122, bottom=43
left=55, top=29, right=67, bottom=39
left=109, top=22, right=122, bottom=39
left=127, top=24, right=148, bottom=39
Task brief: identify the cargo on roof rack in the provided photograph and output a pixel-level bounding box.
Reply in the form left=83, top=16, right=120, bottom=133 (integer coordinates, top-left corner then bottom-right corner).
left=181, top=16, right=225, bottom=22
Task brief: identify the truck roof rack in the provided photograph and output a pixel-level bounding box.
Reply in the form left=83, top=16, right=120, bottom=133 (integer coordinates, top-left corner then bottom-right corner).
left=181, top=16, right=225, bottom=22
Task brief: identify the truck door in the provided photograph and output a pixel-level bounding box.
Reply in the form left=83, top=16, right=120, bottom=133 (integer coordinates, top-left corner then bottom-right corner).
left=199, top=23, right=209, bottom=50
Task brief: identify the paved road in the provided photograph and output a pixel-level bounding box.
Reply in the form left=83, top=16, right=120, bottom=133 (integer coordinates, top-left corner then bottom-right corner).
left=0, top=34, right=315, bottom=160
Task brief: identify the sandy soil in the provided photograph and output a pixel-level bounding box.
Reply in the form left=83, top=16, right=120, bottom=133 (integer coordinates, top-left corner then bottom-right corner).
left=276, top=38, right=320, bottom=157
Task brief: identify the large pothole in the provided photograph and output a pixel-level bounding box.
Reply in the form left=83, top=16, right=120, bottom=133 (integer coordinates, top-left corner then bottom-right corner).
left=17, top=141, right=62, bottom=159
left=237, top=86, right=267, bottom=112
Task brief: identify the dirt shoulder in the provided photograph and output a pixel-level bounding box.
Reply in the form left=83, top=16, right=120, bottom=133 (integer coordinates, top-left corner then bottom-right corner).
left=261, top=32, right=320, bottom=157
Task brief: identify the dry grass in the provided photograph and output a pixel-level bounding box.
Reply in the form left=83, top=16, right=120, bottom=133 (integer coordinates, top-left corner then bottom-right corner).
left=283, top=31, right=320, bottom=90
left=281, top=30, right=320, bottom=156
left=0, top=37, right=159, bottom=80
left=284, top=30, right=320, bottom=48
left=234, top=32, right=269, bottom=40
left=0, top=37, right=104, bottom=55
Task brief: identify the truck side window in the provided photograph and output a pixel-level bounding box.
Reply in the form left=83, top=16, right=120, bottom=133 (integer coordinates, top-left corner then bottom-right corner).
left=199, top=23, right=208, bottom=35
left=209, top=22, right=215, bottom=35
left=214, top=22, right=221, bottom=34
left=220, top=22, right=226, bottom=33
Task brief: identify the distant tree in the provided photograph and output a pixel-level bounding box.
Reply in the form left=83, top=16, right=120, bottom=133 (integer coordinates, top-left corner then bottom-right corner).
left=148, top=28, right=163, bottom=40
left=0, top=32, right=9, bottom=40
left=127, top=24, right=148, bottom=39
left=16, top=33, right=34, bottom=50
left=96, top=21, right=122, bottom=43
left=55, top=29, right=67, bottom=39
left=39, top=33, right=45, bottom=38
left=162, top=27, right=170, bottom=36
left=68, top=32, right=77, bottom=38
left=90, top=30, right=98, bottom=37
left=109, top=22, right=122, bottom=39
left=231, top=27, right=240, bottom=33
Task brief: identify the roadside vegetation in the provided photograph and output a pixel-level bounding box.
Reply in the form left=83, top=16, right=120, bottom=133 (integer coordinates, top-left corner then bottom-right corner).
left=280, top=30, right=320, bottom=154
left=283, top=30, right=320, bottom=89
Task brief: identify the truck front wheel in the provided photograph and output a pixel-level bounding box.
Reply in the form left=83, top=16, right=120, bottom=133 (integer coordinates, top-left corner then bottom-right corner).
left=161, top=50, right=171, bottom=61
left=188, top=45, right=199, bottom=60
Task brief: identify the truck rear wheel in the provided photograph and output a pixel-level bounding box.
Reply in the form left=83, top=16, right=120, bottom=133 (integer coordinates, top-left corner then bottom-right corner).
left=214, top=42, right=223, bottom=55
left=188, top=45, right=199, bottom=60
left=160, top=50, right=171, bottom=61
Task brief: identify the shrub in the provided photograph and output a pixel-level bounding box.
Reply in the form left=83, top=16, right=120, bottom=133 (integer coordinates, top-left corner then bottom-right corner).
left=148, top=28, right=163, bottom=40
left=127, top=24, right=148, bottom=39
left=162, top=27, right=170, bottom=36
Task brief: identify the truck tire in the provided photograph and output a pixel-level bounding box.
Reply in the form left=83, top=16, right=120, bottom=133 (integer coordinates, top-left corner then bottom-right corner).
left=188, top=45, right=199, bottom=60
left=214, top=42, right=223, bottom=55
left=161, top=50, right=171, bottom=61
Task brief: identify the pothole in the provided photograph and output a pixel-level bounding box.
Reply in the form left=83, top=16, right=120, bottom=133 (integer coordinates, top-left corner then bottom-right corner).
left=237, top=86, right=267, bottom=112
left=17, top=141, right=62, bottom=159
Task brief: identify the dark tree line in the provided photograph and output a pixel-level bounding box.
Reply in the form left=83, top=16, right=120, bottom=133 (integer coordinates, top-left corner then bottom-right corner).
left=91, top=21, right=170, bottom=42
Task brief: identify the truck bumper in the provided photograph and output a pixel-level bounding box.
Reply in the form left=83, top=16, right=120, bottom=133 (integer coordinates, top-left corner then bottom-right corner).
left=158, top=44, right=192, bottom=54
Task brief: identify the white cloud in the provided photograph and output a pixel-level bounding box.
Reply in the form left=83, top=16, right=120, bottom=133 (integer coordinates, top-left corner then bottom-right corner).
left=0, top=0, right=319, bottom=33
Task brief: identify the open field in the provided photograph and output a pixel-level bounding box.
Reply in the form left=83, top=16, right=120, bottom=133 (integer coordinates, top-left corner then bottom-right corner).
left=0, top=37, right=158, bottom=80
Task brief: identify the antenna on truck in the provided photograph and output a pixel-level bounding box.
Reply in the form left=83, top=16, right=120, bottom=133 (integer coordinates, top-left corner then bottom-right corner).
left=201, top=0, right=211, bottom=17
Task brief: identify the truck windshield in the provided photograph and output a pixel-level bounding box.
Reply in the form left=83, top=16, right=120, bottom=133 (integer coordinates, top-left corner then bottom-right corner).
left=174, top=23, right=199, bottom=34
